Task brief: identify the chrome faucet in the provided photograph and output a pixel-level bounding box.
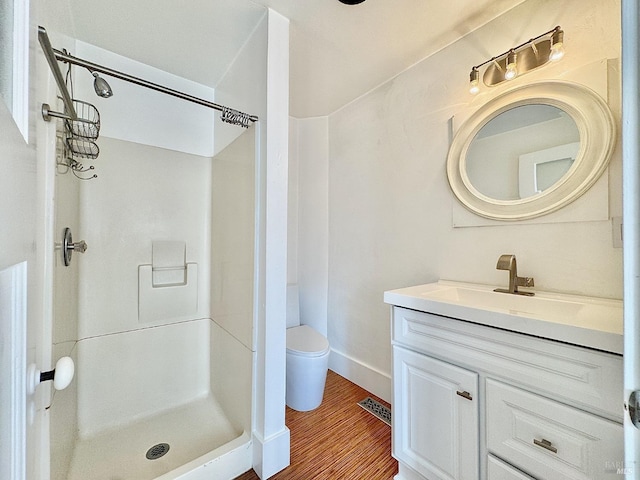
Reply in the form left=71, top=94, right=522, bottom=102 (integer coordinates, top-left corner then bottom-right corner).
left=494, top=254, right=535, bottom=296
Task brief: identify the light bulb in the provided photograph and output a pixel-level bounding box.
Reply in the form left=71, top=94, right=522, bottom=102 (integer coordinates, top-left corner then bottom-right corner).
left=469, top=68, right=480, bottom=95
left=549, top=44, right=564, bottom=61
left=550, top=28, right=565, bottom=61
left=505, top=50, right=517, bottom=80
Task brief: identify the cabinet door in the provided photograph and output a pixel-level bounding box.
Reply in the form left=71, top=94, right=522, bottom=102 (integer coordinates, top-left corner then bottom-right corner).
left=393, top=346, right=479, bottom=480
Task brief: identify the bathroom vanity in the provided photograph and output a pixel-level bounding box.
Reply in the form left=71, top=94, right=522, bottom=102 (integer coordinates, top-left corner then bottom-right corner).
left=384, top=281, right=624, bottom=480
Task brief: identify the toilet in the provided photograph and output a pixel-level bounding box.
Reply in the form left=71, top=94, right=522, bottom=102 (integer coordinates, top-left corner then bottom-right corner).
left=286, top=285, right=330, bottom=412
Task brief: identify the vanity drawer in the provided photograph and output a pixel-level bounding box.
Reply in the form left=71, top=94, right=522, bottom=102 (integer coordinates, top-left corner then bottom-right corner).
left=486, top=379, right=623, bottom=480
left=487, top=455, right=535, bottom=480
left=392, top=307, right=623, bottom=421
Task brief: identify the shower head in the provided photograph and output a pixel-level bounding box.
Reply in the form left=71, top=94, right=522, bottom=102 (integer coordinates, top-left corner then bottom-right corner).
left=92, top=71, right=113, bottom=98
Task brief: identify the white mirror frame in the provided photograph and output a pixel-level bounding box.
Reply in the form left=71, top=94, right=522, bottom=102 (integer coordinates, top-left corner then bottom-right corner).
left=447, top=81, right=616, bottom=221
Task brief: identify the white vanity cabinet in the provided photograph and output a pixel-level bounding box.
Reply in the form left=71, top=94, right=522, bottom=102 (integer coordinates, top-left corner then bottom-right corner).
left=390, top=305, right=624, bottom=480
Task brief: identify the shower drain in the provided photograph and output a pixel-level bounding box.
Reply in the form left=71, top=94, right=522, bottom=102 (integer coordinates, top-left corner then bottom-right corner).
left=146, top=443, right=170, bottom=460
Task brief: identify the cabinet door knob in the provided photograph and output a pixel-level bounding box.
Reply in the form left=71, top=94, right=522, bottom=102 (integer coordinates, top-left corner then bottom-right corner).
left=456, top=390, right=473, bottom=401
left=533, top=438, right=558, bottom=454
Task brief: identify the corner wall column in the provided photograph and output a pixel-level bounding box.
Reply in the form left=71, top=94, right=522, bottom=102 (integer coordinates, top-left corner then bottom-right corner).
left=252, top=8, right=291, bottom=479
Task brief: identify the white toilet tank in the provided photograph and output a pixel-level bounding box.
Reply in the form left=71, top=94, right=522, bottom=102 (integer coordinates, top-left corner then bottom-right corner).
left=286, top=325, right=330, bottom=412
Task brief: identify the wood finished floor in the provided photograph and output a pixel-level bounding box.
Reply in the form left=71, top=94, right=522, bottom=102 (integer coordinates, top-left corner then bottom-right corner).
left=235, top=370, right=397, bottom=480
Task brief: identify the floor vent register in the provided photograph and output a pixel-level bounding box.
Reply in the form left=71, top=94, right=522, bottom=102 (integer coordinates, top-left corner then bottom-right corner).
left=357, top=397, right=391, bottom=426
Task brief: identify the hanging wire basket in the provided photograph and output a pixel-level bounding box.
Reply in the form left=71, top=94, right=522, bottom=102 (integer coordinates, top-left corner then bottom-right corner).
left=65, top=136, right=99, bottom=160
left=65, top=99, right=100, bottom=140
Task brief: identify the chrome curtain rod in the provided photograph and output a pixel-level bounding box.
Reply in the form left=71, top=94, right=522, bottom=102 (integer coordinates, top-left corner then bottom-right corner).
left=38, top=26, right=258, bottom=128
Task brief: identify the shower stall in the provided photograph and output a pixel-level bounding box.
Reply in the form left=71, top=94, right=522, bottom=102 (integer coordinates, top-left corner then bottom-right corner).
left=36, top=6, right=290, bottom=479
left=50, top=130, right=256, bottom=480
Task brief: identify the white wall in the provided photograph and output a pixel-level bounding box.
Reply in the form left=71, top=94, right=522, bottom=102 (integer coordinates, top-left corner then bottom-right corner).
left=74, top=42, right=216, bottom=157
left=211, top=127, right=256, bottom=350
left=286, top=116, right=331, bottom=338
left=315, top=0, right=623, bottom=401
left=214, top=11, right=268, bottom=157
left=209, top=127, right=256, bottom=436
left=296, top=118, right=329, bottom=337
left=77, top=137, right=211, bottom=339
left=287, top=118, right=299, bottom=285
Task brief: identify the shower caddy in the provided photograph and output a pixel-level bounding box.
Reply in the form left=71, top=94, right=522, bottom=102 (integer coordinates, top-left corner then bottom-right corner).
left=46, top=98, right=101, bottom=180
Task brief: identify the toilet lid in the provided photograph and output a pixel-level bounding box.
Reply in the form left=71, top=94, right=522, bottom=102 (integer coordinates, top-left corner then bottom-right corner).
left=286, top=325, right=329, bottom=356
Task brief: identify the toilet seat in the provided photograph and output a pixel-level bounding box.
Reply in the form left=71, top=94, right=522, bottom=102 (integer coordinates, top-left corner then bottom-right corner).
left=286, top=325, right=329, bottom=357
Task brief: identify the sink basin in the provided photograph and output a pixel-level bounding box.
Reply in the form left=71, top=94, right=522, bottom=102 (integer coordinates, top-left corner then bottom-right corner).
left=384, top=280, right=623, bottom=354
left=420, top=284, right=584, bottom=319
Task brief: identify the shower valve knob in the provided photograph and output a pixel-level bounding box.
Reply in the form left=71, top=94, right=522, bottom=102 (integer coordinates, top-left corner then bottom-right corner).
left=70, top=240, right=87, bottom=253
left=62, top=227, right=87, bottom=266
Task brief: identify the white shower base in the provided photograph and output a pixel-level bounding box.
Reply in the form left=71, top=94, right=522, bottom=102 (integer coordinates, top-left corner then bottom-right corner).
left=67, top=394, right=252, bottom=480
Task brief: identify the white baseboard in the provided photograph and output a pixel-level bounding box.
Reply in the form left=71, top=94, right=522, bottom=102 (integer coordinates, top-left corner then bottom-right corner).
left=328, top=348, right=391, bottom=403
left=252, top=427, right=290, bottom=479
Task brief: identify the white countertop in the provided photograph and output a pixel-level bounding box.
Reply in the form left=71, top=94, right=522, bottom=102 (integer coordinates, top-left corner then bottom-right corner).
left=384, top=280, right=623, bottom=355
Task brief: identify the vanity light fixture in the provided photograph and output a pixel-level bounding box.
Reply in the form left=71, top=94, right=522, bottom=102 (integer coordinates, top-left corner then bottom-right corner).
left=468, top=26, right=564, bottom=95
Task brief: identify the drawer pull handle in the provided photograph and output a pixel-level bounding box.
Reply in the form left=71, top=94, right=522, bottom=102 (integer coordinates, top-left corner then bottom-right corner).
left=533, top=438, right=558, bottom=454
left=456, top=390, right=473, bottom=401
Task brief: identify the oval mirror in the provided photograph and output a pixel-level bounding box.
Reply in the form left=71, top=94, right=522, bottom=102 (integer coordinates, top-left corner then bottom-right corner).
left=447, top=81, right=616, bottom=220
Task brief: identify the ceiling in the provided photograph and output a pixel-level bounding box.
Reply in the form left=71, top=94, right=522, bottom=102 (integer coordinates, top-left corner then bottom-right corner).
left=54, top=0, right=527, bottom=117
